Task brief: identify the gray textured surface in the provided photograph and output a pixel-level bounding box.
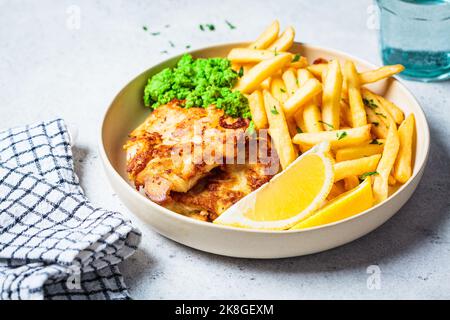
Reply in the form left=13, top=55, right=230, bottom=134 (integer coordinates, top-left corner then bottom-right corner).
left=1, top=0, right=449, bottom=299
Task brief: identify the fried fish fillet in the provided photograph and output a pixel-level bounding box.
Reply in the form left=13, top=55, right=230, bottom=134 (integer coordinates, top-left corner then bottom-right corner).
left=124, top=100, right=249, bottom=203
left=166, top=162, right=275, bottom=222
left=124, top=100, right=279, bottom=220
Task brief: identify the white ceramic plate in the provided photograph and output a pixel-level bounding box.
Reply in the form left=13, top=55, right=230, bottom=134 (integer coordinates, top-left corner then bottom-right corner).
left=99, top=43, right=430, bottom=258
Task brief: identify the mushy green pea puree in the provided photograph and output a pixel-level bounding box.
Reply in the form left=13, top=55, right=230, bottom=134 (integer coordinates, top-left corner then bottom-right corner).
left=143, top=54, right=250, bottom=119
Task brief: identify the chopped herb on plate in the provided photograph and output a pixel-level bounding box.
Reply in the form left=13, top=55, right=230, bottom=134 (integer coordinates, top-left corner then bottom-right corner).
left=363, top=98, right=377, bottom=109
left=359, top=171, right=379, bottom=180
left=225, top=20, right=236, bottom=30
left=375, top=112, right=387, bottom=118
left=292, top=54, right=301, bottom=62
left=271, top=106, right=279, bottom=115
left=336, top=131, right=347, bottom=140
left=238, top=66, right=244, bottom=77
left=318, top=120, right=334, bottom=129
left=370, top=139, right=383, bottom=145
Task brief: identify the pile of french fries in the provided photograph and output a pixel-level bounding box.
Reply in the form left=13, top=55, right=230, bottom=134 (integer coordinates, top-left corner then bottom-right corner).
left=229, top=21, right=416, bottom=204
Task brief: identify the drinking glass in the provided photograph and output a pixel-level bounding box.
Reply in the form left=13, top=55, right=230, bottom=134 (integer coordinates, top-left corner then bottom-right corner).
left=376, top=0, right=450, bottom=82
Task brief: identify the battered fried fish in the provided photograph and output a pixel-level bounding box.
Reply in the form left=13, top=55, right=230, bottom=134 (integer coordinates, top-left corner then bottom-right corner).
left=124, top=100, right=279, bottom=219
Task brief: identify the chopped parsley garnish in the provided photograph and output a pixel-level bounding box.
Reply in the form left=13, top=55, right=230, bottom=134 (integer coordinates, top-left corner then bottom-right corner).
left=160, top=50, right=168, bottom=54
left=359, top=171, right=379, bottom=180
left=186, top=45, right=191, bottom=49
left=151, top=32, right=161, bottom=36
left=363, top=98, right=377, bottom=109
left=292, top=54, right=301, bottom=62
left=200, top=24, right=215, bottom=31
left=336, top=131, right=347, bottom=140
left=372, top=121, right=379, bottom=127
left=238, top=66, right=244, bottom=77
left=142, top=26, right=148, bottom=31
left=318, top=120, right=334, bottom=129
left=296, top=126, right=303, bottom=133
left=370, top=139, right=383, bottom=145
left=225, top=20, right=236, bottom=30
left=169, top=41, right=175, bottom=48
left=274, top=48, right=278, bottom=56
left=280, top=88, right=286, bottom=93
left=271, top=106, right=279, bottom=115
left=375, top=112, right=387, bottom=118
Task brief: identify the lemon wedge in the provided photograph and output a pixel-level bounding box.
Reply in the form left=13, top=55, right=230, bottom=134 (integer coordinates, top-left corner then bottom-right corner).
left=291, top=177, right=374, bottom=230
left=213, top=142, right=334, bottom=230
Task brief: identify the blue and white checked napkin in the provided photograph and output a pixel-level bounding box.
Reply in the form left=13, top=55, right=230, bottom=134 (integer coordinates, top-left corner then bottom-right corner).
left=0, top=119, right=141, bottom=300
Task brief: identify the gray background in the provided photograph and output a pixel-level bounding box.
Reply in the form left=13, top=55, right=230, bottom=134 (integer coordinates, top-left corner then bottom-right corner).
left=1, top=0, right=449, bottom=299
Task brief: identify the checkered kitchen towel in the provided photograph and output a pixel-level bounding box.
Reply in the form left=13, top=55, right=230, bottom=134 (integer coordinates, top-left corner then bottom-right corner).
left=0, top=119, right=141, bottom=300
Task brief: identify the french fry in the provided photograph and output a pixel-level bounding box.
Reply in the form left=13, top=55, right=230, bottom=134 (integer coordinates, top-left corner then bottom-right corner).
left=260, top=77, right=272, bottom=90
left=228, top=48, right=291, bottom=63
left=287, top=117, right=302, bottom=142
left=334, top=154, right=382, bottom=181
left=297, top=68, right=313, bottom=85
left=361, top=89, right=394, bottom=126
left=248, top=90, right=268, bottom=129
left=359, top=64, right=405, bottom=84
left=267, top=26, right=295, bottom=52
left=303, top=103, right=324, bottom=132
left=373, top=124, right=400, bottom=203
left=271, top=77, right=289, bottom=102
left=282, top=68, right=298, bottom=96
left=344, top=61, right=367, bottom=127
left=340, top=100, right=353, bottom=127
left=231, top=62, right=242, bottom=73
left=335, top=142, right=385, bottom=162
left=242, top=63, right=253, bottom=75
left=299, top=70, right=325, bottom=133
left=394, top=114, right=415, bottom=183
left=321, top=60, right=343, bottom=130
left=288, top=56, right=308, bottom=69
left=307, top=63, right=327, bottom=79
left=292, top=124, right=372, bottom=150
left=249, top=20, right=280, bottom=50
left=365, top=106, right=389, bottom=139
left=388, top=174, right=397, bottom=186
left=344, top=176, right=360, bottom=191
left=283, top=78, right=322, bottom=117
left=263, top=90, right=297, bottom=169
left=271, top=78, right=300, bottom=141
left=294, top=111, right=307, bottom=135
left=236, top=53, right=292, bottom=94
left=327, top=181, right=346, bottom=200
left=374, top=93, right=405, bottom=125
